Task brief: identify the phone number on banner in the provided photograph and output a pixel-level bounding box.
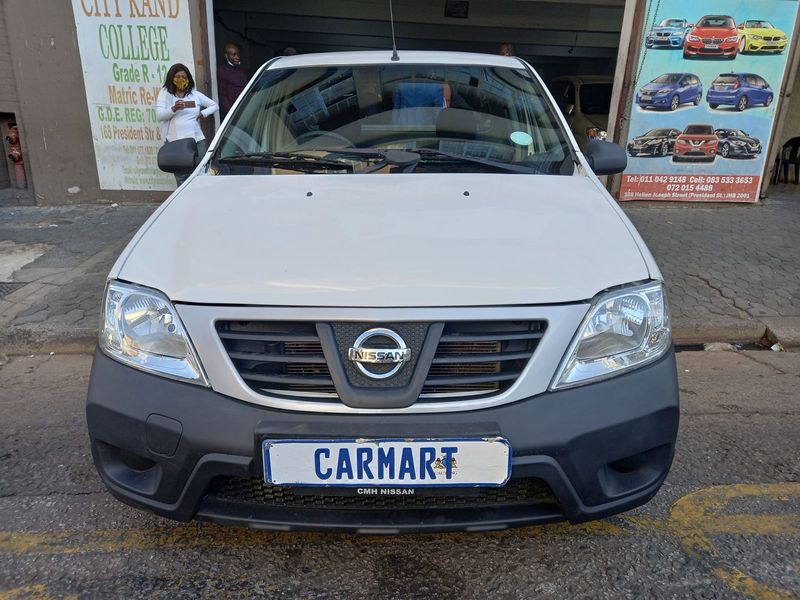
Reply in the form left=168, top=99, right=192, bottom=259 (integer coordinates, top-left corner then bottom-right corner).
left=620, top=175, right=759, bottom=203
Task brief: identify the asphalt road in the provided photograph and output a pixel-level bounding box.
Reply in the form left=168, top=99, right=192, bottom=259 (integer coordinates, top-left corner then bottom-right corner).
left=0, top=349, right=798, bottom=599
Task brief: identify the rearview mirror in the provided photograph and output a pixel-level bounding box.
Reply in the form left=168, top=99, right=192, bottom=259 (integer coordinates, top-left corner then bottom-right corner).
left=157, top=138, right=198, bottom=174
left=585, top=138, right=627, bottom=175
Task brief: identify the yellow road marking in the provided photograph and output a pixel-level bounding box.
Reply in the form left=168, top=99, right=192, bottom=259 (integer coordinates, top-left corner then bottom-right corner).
left=0, top=584, right=73, bottom=600
left=668, top=483, right=800, bottom=600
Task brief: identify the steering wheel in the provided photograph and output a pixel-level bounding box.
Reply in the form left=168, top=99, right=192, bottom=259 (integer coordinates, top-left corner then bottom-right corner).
left=291, top=130, right=354, bottom=149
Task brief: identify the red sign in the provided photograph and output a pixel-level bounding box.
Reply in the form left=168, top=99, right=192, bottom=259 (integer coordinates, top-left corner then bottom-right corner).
left=620, top=174, right=759, bottom=203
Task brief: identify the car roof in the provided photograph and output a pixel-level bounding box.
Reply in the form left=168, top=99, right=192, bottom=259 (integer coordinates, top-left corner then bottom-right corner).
left=268, top=51, right=525, bottom=70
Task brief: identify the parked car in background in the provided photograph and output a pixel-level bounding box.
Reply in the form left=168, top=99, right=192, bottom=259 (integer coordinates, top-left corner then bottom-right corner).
left=684, top=15, right=739, bottom=59
left=646, top=18, right=693, bottom=48
left=714, top=128, right=762, bottom=158
left=627, top=128, right=682, bottom=157
left=672, top=124, right=719, bottom=162
left=707, top=73, right=773, bottom=111
left=548, top=75, right=613, bottom=151
left=636, top=73, right=702, bottom=111
left=738, top=20, right=788, bottom=54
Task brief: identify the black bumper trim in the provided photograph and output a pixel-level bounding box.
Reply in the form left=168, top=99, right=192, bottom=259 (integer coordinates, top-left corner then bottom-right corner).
left=87, top=348, right=679, bottom=531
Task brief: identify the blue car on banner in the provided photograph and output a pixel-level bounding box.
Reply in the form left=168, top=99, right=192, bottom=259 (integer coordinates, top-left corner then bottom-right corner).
left=714, top=128, right=762, bottom=158
left=645, top=18, right=692, bottom=48
left=636, top=73, right=703, bottom=111
left=707, top=73, right=774, bottom=111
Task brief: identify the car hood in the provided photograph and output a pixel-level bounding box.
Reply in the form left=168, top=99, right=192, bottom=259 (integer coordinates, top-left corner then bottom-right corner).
left=651, top=26, right=683, bottom=34
left=745, top=27, right=783, bottom=36
left=632, top=135, right=662, bottom=143
left=116, top=174, right=650, bottom=307
left=727, top=135, right=759, bottom=144
left=641, top=83, right=674, bottom=93
left=691, top=27, right=736, bottom=37
left=678, top=134, right=716, bottom=142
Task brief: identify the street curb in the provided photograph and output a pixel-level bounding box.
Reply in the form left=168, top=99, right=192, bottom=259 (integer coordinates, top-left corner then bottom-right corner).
left=0, top=327, right=96, bottom=355
left=671, top=320, right=769, bottom=347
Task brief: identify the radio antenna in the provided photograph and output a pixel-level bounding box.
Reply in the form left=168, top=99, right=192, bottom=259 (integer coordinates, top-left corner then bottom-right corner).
left=389, top=0, right=400, bottom=61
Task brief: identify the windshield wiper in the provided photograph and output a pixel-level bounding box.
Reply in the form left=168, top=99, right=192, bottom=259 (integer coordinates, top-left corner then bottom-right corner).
left=413, top=148, right=541, bottom=174
left=318, top=148, right=421, bottom=173
left=217, top=151, right=354, bottom=173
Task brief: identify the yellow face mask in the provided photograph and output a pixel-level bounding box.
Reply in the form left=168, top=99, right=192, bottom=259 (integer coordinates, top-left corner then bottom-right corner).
left=173, top=76, right=189, bottom=91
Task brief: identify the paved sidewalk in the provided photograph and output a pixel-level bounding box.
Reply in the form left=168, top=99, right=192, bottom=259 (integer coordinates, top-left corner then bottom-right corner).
left=0, top=188, right=799, bottom=353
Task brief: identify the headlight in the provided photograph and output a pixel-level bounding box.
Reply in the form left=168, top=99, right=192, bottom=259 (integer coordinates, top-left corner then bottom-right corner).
left=730, top=139, right=746, bottom=146
left=726, top=35, right=739, bottom=42
left=100, top=280, right=208, bottom=385
left=551, top=282, right=671, bottom=389
left=688, top=34, right=700, bottom=42
left=655, top=89, right=670, bottom=96
left=751, top=35, right=762, bottom=40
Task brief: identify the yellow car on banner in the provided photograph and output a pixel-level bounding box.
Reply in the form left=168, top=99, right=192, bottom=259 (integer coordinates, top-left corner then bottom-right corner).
left=738, top=19, right=788, bottom=54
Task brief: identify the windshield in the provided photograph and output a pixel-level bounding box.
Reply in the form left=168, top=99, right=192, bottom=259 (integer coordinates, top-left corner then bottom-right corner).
left=652, top=74, right=681, bottom=84
left=644, top=129, right=673, bottom=137
left=698, top=16, right=735, bottom=28
left=745, top=20, right=774, bottom=29
left=684, top=125, right=714, bottom=135
left=579, top=83, right=612, bottom=115
left=659, top=19, right=685, bottom=27
left=212, top=63, right=573, bottom=176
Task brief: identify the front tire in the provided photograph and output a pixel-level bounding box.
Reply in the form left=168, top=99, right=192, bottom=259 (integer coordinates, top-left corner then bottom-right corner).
left=670, top=95, right=680, bottom=111
left=737, top=95, right=749, bottom=111
left=765, top=94, right=773, bottom=107
left=739, top=37, right=747, bottom=54
left=693, top=94, right=701, bottom=105
left=720, top=143, right=730, bottom=158
left=660, top=142, right=669, bottom=157
left=709, top=103, right=719, bottom=109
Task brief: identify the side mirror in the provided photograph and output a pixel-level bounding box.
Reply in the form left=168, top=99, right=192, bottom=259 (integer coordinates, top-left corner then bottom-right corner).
left=585, top=138, right=627, bottom=175
left=157, top=138, right=198, bottom=174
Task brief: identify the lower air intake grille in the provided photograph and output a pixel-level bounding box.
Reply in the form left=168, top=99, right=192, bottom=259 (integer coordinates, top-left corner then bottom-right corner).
left=207, top=476, right=557, bottom=510
left=216, top=319, right=547, bottom=403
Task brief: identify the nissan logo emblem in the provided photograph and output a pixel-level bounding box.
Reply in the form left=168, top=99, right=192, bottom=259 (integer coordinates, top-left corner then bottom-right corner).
left=347, top=328, right=411, bottom=379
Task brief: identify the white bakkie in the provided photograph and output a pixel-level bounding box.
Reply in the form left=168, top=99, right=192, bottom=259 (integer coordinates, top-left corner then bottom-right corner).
left=87, top=51, right=679, bottom=533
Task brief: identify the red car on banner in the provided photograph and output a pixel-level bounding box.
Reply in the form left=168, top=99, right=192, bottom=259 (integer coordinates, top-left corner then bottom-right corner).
left=683, top=15, right=739, bottom=59
left=672, top=125, right=719, bottom=162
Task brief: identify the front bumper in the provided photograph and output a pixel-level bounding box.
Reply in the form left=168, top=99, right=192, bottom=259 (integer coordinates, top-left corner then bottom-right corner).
left=673, top=146, right=716, bottom=161
left=725, top=143, right=761, bottom=158
left=627, top=144, right=663, bottom=157
left=86, top=349, right=680, bottom=533
left=637, top=94, right=673, bottom=109
left=747, top=38, right=786, bottom=52
left=646, top=35, right=683, bottom=47
left=684, top=41, right=737, bottom=56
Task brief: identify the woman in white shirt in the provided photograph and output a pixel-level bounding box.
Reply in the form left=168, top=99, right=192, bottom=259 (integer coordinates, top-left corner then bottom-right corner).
left=156, top=63, right=219, bottom=185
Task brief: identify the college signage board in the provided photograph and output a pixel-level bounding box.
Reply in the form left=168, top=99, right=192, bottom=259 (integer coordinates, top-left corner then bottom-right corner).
left=72, top=0, right=195, bottom=190
left=620, top=0, right=798, bottom=202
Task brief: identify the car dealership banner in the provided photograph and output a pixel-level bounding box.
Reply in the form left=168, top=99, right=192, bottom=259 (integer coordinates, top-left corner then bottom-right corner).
left=619, top=0, right=799, bottom=202
left=72, top=0, right=195, bottom=190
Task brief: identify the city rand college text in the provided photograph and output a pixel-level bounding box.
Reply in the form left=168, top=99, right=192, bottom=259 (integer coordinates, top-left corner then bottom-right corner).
left=73, top=0, right=195, bottom=190
left=621, top=174, right=759, bottom=202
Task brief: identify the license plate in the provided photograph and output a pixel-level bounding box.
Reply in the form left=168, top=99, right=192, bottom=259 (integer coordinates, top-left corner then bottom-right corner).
left=263, top=438, right=511, bottom=487
left=705, top=44, right=719, bottom=49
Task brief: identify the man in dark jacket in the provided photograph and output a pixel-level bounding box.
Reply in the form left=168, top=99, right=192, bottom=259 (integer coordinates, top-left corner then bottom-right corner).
left=217, top=43, right=249, bottom=119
